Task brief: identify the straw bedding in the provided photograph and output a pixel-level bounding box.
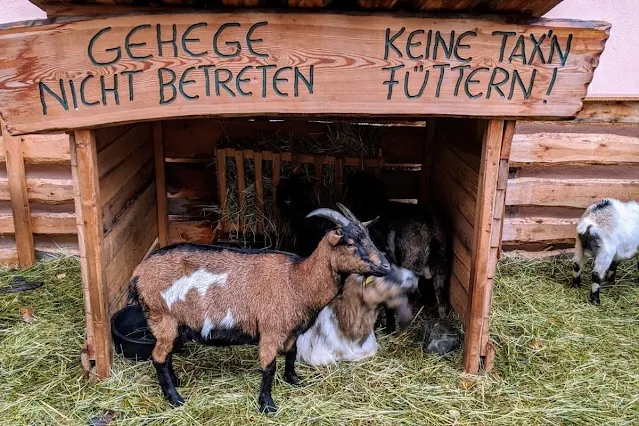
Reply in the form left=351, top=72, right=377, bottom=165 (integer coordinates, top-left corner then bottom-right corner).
left=1, top=254, right=638, bottom=425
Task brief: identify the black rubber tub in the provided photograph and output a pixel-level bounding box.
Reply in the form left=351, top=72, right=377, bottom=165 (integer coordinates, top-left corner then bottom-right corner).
left=111, top=305, right=155, bottom=361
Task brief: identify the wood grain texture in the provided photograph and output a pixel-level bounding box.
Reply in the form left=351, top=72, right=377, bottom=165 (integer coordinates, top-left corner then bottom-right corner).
left=1, top=119, right=35, bottom=267
left=510, top=132, right=639, bottom=166
left=464, top=119, right=504, bottom=374
left=0, top=13, right=608, bottom=134
left=28, top=0, right=566, bottom=18
left=168, top=219, right=216, bottom=244
left=70, top=130, right=111, bottom=379
left=153, top=122, right=169, bottom=246
left=0, top=133, right=69, bottom=164
left=506, top=177, right=639, bottom=208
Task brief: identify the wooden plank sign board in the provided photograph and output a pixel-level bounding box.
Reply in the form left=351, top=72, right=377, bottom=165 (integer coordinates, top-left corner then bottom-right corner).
left=0, top=12, right=609, bottom=135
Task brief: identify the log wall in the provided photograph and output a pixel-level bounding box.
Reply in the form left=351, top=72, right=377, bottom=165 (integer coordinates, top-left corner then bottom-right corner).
left=95, top=123, right=158, bottom=315
left=0, top=119, right=77, bottom=266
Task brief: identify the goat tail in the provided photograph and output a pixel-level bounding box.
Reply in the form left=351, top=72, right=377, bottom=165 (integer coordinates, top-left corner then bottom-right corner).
left=126, top=276, right=141, bottom=306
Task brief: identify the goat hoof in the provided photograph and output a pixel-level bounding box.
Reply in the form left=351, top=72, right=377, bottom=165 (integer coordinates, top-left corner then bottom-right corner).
left=284, top=373, right=303, bottom=386
left=571, top=278, right=581, bottom=288
left=589, top=293, right=600, bottom=306
left=167, top=392, right=185, bottom=407
left=258, top=399, right=278, bottom=414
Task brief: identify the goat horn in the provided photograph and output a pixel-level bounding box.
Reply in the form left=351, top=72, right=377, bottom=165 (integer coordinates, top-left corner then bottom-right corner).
left=362, top=216, right=380, bottom=228
left=306, top=208, right=351, bottom=228
left=335, top=202, right=358, bottom=222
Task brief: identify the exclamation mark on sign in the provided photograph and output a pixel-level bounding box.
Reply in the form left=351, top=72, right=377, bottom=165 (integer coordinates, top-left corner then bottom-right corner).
left=544, top=68, right=558, bottom=104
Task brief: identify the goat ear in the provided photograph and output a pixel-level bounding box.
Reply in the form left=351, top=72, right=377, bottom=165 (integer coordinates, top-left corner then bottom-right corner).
left=327, top=229, right=343, bottom=246
left=362, top=216, right=380, bottom=228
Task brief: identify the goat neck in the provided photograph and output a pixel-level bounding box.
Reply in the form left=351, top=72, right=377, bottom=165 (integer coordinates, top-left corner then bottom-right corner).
left=292, top=237, right=341, bottom=311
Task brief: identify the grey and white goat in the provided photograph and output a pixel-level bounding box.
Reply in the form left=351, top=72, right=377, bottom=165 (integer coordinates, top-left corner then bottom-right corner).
left=572, top=198, right=639, bottom=305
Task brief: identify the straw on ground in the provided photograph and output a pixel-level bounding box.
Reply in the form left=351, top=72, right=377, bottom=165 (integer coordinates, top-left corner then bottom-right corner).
left=1, top=254, right=638, bottom=425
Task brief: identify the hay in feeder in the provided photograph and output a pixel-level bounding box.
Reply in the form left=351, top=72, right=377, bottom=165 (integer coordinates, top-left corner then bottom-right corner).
left=1, top=255, right=639, bottom=424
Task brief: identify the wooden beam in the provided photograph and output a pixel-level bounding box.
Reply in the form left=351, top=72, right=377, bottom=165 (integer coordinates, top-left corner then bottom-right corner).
left=464, top=119, right=504, bottom=374
left=215, top=148, right=228, bottom=232
left=419, top=119, right=435, bottom=204
left=506, top=177, right=639, bottom=208
left=510, top=132, right=639, bottom=166
left=0, top=13, right=609, bottom=135
left=70, top=129, right=111, bottom=379
left=153, top=122, right=168, bottom=247
left=1, top=118, right=35, bottom=267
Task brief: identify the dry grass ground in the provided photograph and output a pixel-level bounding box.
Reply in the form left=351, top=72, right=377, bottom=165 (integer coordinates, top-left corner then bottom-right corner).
left=1, top=255, right=638, bottom=425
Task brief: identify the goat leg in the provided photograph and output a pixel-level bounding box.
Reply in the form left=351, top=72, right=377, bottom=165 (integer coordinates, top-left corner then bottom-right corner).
left=284, top=342, right=303, bottom=386
left=153, top=359, right=184, bottom=406
left=166, top=353, right=180, bottom=388
left=258, top=359, right=277, bottom=414
left=433, top=272, right=450, bottom=318
left=606, top=260, right=620, bottom=284
left=383, top=305, right=397, bottom=334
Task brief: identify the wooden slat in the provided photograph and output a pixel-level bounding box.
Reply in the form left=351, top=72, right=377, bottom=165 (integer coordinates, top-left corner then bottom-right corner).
left=0, top=133, right=69, bottom=164
left=98, top=123, right=151, bottom=178
left=153, top=122, right=168, bottom=247
left=419, top=119, right=434, bottom=204
left=215, top=148, right=228, bottom=233
left=235, top=150, right=246, bottom=230
left=506, top=177, right=639, bottom=208
left=450, top=272, right=468, bottom=324
left=438, top=144, right=480, bottom=192
left=254, top=152, right=264, bottom=234
left=1, top=118, right=35, bottom=267
left=575, top=99, right=639, bottom=124
left=99, top=135, right=153, bottom=207
left=464, top=119, right=504, bottom=374
left=0, top=210, right=76, bottom=234
left=70, top=130, right=111, bottom=379
left=102, top=159, right=154, bottom=232
left=169, top=220, right=216, bottom=244
left=95, top=124, right=135, bottom=152
left=431, top=164, right=476, bottom=225
left=272, top=152, right=280, bottom=220
left=162, top=119, right=223, bottom=158
left=502, top=215, right=578, bottom=243
left=103, top=182, right=156, bottom=264
left=335, top=157, right=343, bottom=197
left=511, top=133, right=639, bottom=166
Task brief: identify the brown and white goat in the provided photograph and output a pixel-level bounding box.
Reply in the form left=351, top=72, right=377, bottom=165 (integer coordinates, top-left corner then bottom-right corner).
left=131, top=207, right=390, bottom=414
left=296, top=264, right=418, bottom=366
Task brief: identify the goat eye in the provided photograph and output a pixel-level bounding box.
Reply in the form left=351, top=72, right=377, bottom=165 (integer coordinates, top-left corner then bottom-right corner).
left=346, top=242, right=355, bottom=248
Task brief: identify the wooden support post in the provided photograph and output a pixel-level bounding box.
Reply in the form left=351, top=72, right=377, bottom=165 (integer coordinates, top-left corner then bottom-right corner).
left=215, top=148, right=228, bottom=233
left=335, top=158, right=343, bottom=198
left=70, top=130, right=111, bottom=379
left=272, top=152, right=281, bottom=221
left=464, top=119, right=504, bottom=374
left=419, top=118, right=436, bottom=204
left=235, top=150, right=246, bottom=232
left=153, top=122, right=168, bottom=247
left=1, top=118, right=35, bottom=267
left=254, top=151, right=264, bottom=234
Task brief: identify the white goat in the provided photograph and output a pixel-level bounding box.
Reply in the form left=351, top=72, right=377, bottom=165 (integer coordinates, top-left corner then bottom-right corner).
left=572, top=198, right=639, bottom=305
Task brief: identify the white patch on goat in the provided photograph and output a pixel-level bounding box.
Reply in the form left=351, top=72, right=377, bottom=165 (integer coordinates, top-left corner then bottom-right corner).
left=201, top=317, right=215, bottom=338
left=399, top=267, right=419, bottom=290
left=161, top=270, right=228, bottom=310
left=296, top=306, right=378, bottom=366
left=220, top=310, right=235, bottom=328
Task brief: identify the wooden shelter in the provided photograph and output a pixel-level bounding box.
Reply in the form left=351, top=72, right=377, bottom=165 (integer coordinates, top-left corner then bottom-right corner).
left=0, top=0, right=609, bottom=378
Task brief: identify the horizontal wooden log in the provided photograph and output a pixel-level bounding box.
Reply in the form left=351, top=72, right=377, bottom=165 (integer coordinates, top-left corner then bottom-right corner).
left=99, top=137, right=153, bottom=206
left=0, top=133, right=70, bottom=164
left=0, top=175, right=73, bottom=204
left=0, top=13, right=609, bottom=134
left=575, top=98, right=639, bottom=124
left=503, top=215, right=578, bottom=243
left=506, top=177, right=639, bottom=208
left=511, top=133, right=639, bottom=166
left=0, top=210, right=76, bottom=234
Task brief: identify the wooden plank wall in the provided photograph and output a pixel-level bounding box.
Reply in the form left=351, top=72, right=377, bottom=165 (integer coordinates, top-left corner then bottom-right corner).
left=162, top=119, right=425, bottom=242
left=429, top=119, right=483, bottom=330
left=502, top=121, right=639, bottom=250
left=0, top=121, right=77, bottom=266
left=95, top=123, right=157, bottom=315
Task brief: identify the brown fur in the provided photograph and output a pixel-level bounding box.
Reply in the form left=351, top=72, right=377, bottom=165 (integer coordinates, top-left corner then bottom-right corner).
left=331, top=274, right=412, bottom=342
left=135, top=230, right=386, bottom=367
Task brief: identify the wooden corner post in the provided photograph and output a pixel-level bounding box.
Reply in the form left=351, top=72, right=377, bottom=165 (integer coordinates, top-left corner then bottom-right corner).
left=153, top=122, right=168, bottom=247
left=70, top=129, right=112, bottom=378
left=464, top=119, right=512, bottom=374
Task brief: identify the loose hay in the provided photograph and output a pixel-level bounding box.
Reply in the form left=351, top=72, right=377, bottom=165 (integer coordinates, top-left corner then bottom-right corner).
left=1, top=254, right=638, bottom=425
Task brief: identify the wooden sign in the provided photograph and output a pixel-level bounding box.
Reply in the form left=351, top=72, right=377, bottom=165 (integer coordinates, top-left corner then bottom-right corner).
left=0, top=12, right=609, bottom=135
